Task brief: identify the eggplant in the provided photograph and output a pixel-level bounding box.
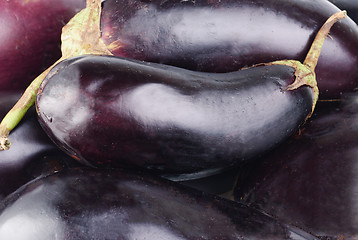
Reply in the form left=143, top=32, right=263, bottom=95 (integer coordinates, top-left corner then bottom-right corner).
left=0, top=167, right=319, bottom=240
left=0, top=0, right=86, bottom=92
left=35, top=54, right=314, bottom=176
left=0, top=92, right=80, bottom=201
left=232, top=94, right=358, bottom=239
left=100, top=0, right=358, bottom=100
left=34, top=11, right=346, bottom=176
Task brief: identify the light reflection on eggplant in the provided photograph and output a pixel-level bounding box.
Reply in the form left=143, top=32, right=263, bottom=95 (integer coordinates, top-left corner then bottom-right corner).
left=0, top=168, right=318, bottom=240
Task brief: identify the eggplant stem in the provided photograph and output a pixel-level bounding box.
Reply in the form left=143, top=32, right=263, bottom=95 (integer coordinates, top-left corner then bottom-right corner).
left=0, top=0, right=109, bottom=151
left=265, top=10, right=346, bottom=120
left=303, top=11, right=347, bottom=71
left=0, top=66, right=53, bottom=150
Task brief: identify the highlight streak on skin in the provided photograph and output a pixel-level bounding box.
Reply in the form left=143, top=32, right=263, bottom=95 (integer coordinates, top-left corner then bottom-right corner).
left=0, top=0, right=111, bottom=150
left=265, top=10, right=347, bottom=119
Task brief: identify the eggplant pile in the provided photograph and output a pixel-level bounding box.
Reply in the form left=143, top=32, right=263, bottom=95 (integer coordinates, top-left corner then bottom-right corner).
left=0, top=0, right=356, bottom=239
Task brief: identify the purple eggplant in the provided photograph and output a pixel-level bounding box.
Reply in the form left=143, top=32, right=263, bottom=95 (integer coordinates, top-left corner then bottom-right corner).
left=0, top=0, right=85, bottom=91
left=100, top=0, right=358, bottom=99
left=34, top=11, right=346, bottom=177
left=35, top=55, right=313, bottom=176
left=0, top=167, right=319, bottom=240
left=0, top=92, right=79, bottom=201
left=233, top=94, right=358, bottom=239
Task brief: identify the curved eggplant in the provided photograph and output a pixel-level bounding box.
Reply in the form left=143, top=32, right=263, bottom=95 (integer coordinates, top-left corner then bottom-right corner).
left=0, top=167, right=319, bottom=240
left=100, top=0, right=358, bottom=99
left=35, top=55, right=313, bottom=175
left=0, top=92, right=79, bottom=200
left=0, top=0, right=85, bottom=91
left=233, top=94, right=358, bottom=238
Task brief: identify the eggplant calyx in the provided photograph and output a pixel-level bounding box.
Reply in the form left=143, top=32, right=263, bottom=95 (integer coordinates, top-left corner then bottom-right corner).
left=266, top=59, right=317, bottom=119
left=61, top=0, right=112, bottom=57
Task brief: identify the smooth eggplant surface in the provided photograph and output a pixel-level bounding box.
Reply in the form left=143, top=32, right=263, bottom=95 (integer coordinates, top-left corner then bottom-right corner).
left=0, top=167, right=319, bottom=240
left=100, top=0, right=358, bottom=100
left=233, top=94, right=358, bottom=238
left=0, top=0, right=85, bottom=91
left=0, top=92, right=79, bottom=200
left=36, top=55, right=313, bottom=175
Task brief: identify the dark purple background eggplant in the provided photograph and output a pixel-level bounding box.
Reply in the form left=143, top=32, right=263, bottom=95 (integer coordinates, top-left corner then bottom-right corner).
left=0, top=92, right=79, bottom=201
left=233, top=94, right=358, bottom=239
left=0, top=0, right=85, bottom=91
left=100, top=0, right=358, bottom=100
left=0, top=167, right=318, bottom=240
left=36, top=55, right=313, bottom=176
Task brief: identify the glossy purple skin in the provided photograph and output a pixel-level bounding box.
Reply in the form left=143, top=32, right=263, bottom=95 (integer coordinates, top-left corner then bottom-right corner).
left=233, top=94, right=358, bottom=238
left=0, top=92, right=79, bottom=201
left=0, top=0, right=85, bottom=91
left=36, top=55, right=313, bottom=175
left=101, top=0, right=358, bottom=100
left=0, top=167, right=319, bottom=239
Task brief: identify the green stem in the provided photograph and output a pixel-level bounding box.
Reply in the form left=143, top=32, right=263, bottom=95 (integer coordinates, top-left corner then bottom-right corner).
left=303, top=10, right=347, bottom=71
left=265, top=10, right=347, bottom=119
left=0, top=66, right=54, bottom=150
